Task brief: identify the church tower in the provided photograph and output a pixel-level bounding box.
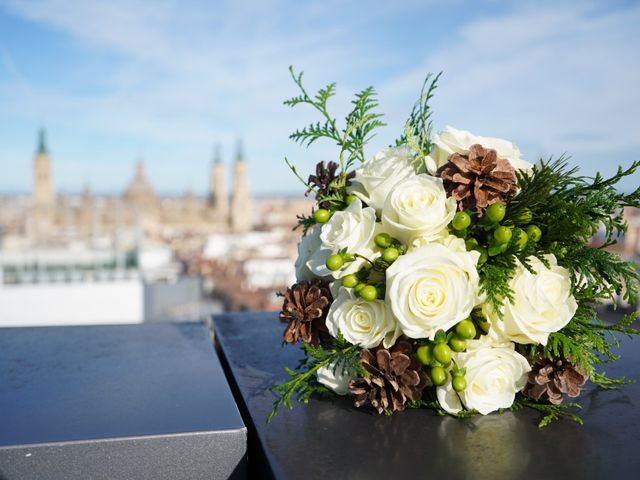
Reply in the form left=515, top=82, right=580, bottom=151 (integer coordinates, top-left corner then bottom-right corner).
left=230, top=139, right=252, bottom=233
left=33, top=129, right=54, bottom=206
left=210, top=143, right=228, bottom=221
left=31, top=128, right=54, bottom=243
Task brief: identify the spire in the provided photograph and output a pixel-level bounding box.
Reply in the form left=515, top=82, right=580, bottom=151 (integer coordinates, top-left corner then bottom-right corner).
left=37, top=128, right=48, bottom=155
left=214, top=143, right=222, bottom=164
left=135, top=159, right=145, bottom=180
left=235, top=137, right=244, bottom=162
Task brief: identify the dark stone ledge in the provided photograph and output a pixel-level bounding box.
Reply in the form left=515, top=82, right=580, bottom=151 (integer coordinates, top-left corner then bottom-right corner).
left=214, top=311, right=640, bottom=480
left=0, top=322, right=246, bottom=480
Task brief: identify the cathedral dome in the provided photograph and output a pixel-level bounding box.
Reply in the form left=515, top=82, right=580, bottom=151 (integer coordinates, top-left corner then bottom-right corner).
left=124, top=160, right=157, bottom=208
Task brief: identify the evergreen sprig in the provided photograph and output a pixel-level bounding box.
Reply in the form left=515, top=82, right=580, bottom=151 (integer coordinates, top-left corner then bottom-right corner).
left=510, top=396, right=583, bottom=427
left=342, top=86, right=386, bottom=169
left=284, top=66, right=385, bottom=175
left=479, top=158, right=640, bottom=316
left=478, top=252, right=518, bottom=316
left=396, top=72, right=442, bottom=163
left=267, top=333, right=362, bottom=423
left=537, top=307, right=639, bottom=389
left=476, top=158, right=640, bottom=421
left=293, top=213, right=315, bottom=235
left=317, top=174, right=354, bottom=210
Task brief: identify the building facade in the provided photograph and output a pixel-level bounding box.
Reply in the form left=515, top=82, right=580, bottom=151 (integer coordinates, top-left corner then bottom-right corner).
left=25, top=131, right=253, bottom=245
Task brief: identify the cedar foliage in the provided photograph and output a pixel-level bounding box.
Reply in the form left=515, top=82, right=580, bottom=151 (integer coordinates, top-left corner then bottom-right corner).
left=267, top=332, right=362, bottom=423
left=283, top=66, right=385, bottom=232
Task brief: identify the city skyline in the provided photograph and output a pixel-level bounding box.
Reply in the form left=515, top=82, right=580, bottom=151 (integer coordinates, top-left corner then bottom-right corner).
left=1, top=0, right=639, bottom=195
left=26, top=125, right=253, bottom=239
left=9, top=128, right=253, bottom=197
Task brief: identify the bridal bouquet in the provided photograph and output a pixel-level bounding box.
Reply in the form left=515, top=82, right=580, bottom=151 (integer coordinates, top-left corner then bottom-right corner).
left=269, top=67, right=640, bottom=426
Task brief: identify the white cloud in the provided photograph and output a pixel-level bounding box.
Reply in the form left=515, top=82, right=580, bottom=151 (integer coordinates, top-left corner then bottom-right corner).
left=379, top=2, right=640, bottom=179
left=0, top=0, right=638, bottom=193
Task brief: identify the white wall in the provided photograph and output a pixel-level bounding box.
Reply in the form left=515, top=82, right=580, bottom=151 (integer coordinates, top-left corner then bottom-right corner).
left=0, top=280, right=144, bottom=327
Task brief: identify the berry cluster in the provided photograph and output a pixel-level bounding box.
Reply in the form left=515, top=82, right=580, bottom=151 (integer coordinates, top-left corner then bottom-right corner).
left=451, top=203, right=542, bottom=265
left=326, top=232, right=406, bottom=302
left=416, top=320, right=477, bottom=392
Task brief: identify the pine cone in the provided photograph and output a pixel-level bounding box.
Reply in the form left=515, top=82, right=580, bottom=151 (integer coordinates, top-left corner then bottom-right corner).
left=436, top=144, right=518, bottom=215
left=280, top=279, right=332, bottom=346
left=522, top=356, right=588, bottom=405
left=349, top=340, right=428, bottom=414
left=307, top=161, right=354, bottom=209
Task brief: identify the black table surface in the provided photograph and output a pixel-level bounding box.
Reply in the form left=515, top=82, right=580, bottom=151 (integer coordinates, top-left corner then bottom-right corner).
left=214, top=311, right=640, bottom=480
left=0, top=322, right=245, bottom=446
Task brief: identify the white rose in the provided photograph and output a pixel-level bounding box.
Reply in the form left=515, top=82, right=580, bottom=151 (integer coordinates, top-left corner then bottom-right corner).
left=484, top=255, right=577, bottom=345
left=437, top=339, right=531, bottom=415
left=316, top=359, right=353, bottom=396
left=294, top=226, right=324, bottom=281
left=308, top=199, right=378, bottom=279
left=409, top=231, right=467, bottom=253
left=347, top=146, right=417, bottom=212
left=386, top=243, right=480, bottom=339
left=326, top=288, right=401, bottom=348
left=427, top=126, right=533, bottom=174
left=381, top=174, right=457, bottom=245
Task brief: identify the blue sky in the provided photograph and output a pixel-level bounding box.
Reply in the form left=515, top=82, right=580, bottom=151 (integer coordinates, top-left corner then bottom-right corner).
left=0, top=0, right=638, bottom=195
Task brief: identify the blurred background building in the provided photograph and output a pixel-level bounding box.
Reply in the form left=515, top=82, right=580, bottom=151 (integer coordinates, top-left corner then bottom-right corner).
left=0, top=0, right=638, bottom=326
left=1, top=128, right=637, bottom=327
left=0, top=130, right=313, bottom=326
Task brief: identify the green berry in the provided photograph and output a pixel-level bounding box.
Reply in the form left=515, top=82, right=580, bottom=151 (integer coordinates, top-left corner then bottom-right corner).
left=382, top=247, right=400, bottom=263
left=433, top=343, right=452, bottom=365
left=452, top=211, right=471, bottom=231
left=475, top=246, right=488, bottom=265
left=493, top=226, right=512, bottom=245
left=449, top=336, right=467, bottom=353
left=465, top=238, right=479, bottom=251
left=452, top=375, right=467, bottom=392
left=325, top=254, right=344, bottom=271
left=342, top=274, right=359, bottom=288
left=374, top=233, right=393, bottom=248
left=354, top=283, right=366, bottom=296
left=346, top=194, right=358, bottom=205
left=485, top=203, right=506, bottom=223
left=430, top=366, right=448, bottom=386
left=359, top=285, right=378, bottom=301
left=513, top=228, right=528, bottom=250
left=416, top=345, right=434, bottom=365
left=526, top=225, right=542, bottom=242
left=455, top=320, right=477, bottom=340
left=313, top=208, right=331, bottom=224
